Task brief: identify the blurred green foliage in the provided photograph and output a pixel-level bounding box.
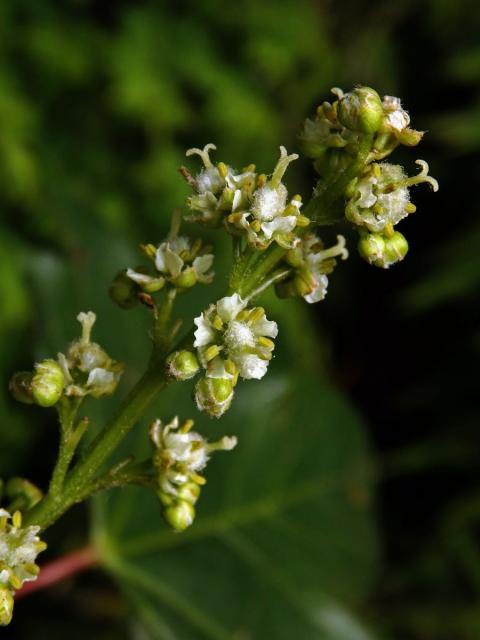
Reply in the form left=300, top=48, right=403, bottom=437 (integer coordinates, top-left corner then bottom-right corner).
left=1, top=0, right=479, bottom=638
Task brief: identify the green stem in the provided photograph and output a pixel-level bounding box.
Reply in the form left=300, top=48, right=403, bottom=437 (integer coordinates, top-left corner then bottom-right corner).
left=48, top=398, right=83, bottom=497
left=152, top=288, right=176, bottom=362
left=24, top=367, right=167, bottom=530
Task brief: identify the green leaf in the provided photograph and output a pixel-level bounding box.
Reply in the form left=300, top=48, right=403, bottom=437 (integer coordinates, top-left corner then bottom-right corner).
left=91, top=373, right=378, bottom=639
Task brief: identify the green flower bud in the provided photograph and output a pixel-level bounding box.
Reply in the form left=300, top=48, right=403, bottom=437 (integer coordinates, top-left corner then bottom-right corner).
left=8, top=372, right=34, bottom=405
left=358, top=233, right=386, bottom=266
left=176, top=481, right=201, bottom=505
left=166, top=350, right=200, bottom=381
left=194, top=376, right=234, bottom=418
left=31, top=359, right=65, bottom=407
left=338, top=87, right=384, bottom=134
left=172, top=267, right=197, bottom=289
left=358, top=231, right=408, bottom=268
left=163, top=499, right=195, bottom=532
left=383, top=231, right=409, bottom=266
left=0, top=586, right=13, bottom=626
left=109, top=270, right=138, bottom=309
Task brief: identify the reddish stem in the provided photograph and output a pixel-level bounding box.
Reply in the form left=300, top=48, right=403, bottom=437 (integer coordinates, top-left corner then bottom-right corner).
left=16, top=546, right=98, bottom=599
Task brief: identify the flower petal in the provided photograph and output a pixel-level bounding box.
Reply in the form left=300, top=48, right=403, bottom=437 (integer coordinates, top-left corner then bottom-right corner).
left=216, top=293, right=246, bottom=322
left=236, top=354, right=269, bottom=380
left=193, top=312, right=216, bottom=347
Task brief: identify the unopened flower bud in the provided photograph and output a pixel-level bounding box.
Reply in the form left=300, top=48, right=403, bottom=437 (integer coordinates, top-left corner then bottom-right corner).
left=9, top=372, right=34, bottom=405
left=166, top=351, right=200, bottom=381
left=383, top=231, right=409, bottom=266
left=0, top=586, right=13, bottom=626
left=172, top=267, right=197, bottom=289
left=109, top=270, right=139, bottom=309
left=163, top=499, right=195, bottom=532
left=194, top=376, right=234, bottom=418
left=358, top=231, right=408, bottom=268
left=358, top=233, right=386, bottom=266
left=31, top=359, right=65, bottom=407
left=176, top=481, right=201, bottom=505
left=338, top=87, right=384, bottom=134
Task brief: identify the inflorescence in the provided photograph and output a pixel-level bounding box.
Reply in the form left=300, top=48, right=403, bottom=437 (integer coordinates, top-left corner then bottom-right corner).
left=5, top=85, right=438, bottom=625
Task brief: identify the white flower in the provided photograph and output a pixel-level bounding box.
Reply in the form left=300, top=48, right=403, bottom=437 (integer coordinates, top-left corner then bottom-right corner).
left=0, top=510, right=46, bottom=595
left=59, top=312, right=123, bottom=398
left=127, top=235, right=214, bottom=290
left=230, top=147, right=302, bottom=248
left=303, top=234, right=348, bottom=303
left=193, top=294, right=278, bottom=381
left=150, top=417, right=237, bottom=498
left=346, top=161, right=438, bottom=234
left=186, top=144, right=228, bottom=195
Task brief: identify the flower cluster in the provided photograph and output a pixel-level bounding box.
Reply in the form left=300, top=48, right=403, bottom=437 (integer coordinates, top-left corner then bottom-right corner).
left=345, top=160, right=438, bottom=268
left=276, top=234, right=349, bottom=303
left=0, top=510, right=46, bottom=626
left=299, top=86, right=424, bottom=171
left=125, top=235, right=214, bottom=295
left=150, top=417, right=236, bottom=531
left=9, top=312, right=123, bottom=407
left=185, top=144, right=309, bottom=249
left=299, top=86, right=438, bottom=267
left=58, top=312, right=124, bottom=399
left=193, top=293, right=278, bottom=416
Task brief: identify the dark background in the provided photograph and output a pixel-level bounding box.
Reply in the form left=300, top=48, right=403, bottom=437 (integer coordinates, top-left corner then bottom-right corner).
left=1, top=1, right=479, bottom=638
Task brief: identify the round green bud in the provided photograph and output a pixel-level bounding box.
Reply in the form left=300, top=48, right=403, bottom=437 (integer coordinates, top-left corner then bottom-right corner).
left=172, top=267, right=197, bottom=289
left=338, top=87, right=384, bottom=134
left=9, top=371, right=34, bottom=405
left=166, top=350, right=200, bottom=381
left=210, top=377, right=234, bottom=403
left=177, top=481, right=201, bottom=505
left=358, top=231, right=408, bottom=268
left=358, top=233, right=386, bottom=267
left=163, top=499, right=195, bottom=532
left=0, top=586, right=14, bottom=626
left=109, top=270, right=138, bottom=309
left=194, top=377, right=234, bottom=418
left=31, top=359, right=65, bottom=407
left=383, top=231, right=409, bottom=266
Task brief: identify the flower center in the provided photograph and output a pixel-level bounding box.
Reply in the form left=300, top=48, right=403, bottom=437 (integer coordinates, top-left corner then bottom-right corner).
left=224, top=321, right=255, bottom=352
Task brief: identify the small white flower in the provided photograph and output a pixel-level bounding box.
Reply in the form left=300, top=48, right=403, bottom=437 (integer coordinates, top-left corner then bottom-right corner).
left=127, top=235, right=214, bottom=290
left=304, top=235, right=348, bottom=303
left=150, top=417, right=237, bottom=498
left=346, top=161, right=438, bottom=234
left=60, top=312, right=123, bottom=398
left=194, top=294, right=278, bottom=381
left=0, top=510, right=46, bottom=594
